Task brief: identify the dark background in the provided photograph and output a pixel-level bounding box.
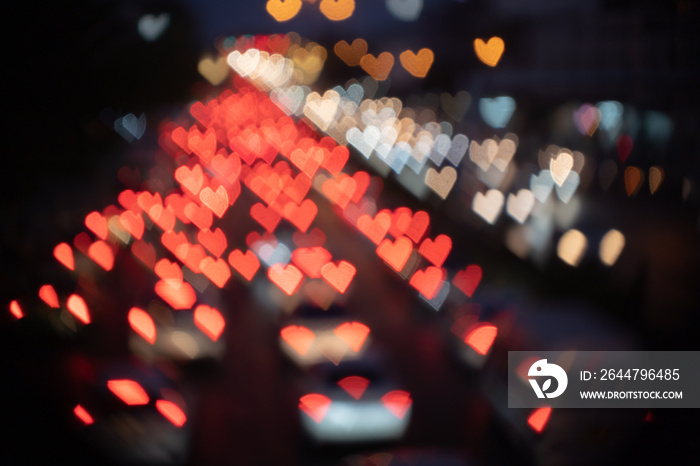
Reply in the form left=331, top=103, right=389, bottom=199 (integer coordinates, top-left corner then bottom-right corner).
left=3, top=1, right=700, bottom=465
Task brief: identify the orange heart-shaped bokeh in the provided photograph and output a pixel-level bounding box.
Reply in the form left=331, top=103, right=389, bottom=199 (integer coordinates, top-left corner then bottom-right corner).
left=148, top=204, right=176, bottom=233
left=228, top=249, right=260, bottom=281
left=54, top=242, right=75, bottom=270
left=360, top=52, right=394, bottom=81
left=334, top=321, right=369, bottom=351
left=376, top=236, right=413, bottom=273
left=132, top=240, right=156, bottom=270
left=67, top=294, right=91, bottom=324
left=197, top=228, right=227, bottom=258
left=199, top=257, right=231, bottom=288
left=199, top=185, right=230, bottom=218
left=337, top=376, right=369, bottom=400
left=320, top=260, right=356, bottom=293
left=464, top=323, right=497, bottom=355
left=184, top=202, right=214, bottom=231
left=299, top=393, right=331, bottom=423
left=409, top=266, right=445, bottom=300
left=39, top=284, right=59, bottom=308
left=176, top=243, right=208, bottom=273
left=291, top=246, right=332, bottom=278
left=283, top=199, right=317, bottom=233
left=128, top=307, right=157, bottom=344
left=281, top=325, right=315, bottom=355
left=453, top=265, right=482, bottom=297
left=175, top=164, right=204, bottom=196
left=398, top=210, right=429, bottom=244
left=268, top=263, right=304, bottom=295
left=155, top=258, right=184, bottom=287
left=156, top=400, right=187, bottom=427
left=85, top=211, right=109, bottom=240
left=474, top=37, right=504, bottom=67
left=88, top=240, right=115, bottom=271
left=119, top=210, right=145, bottom=240
left=194, top=304, right=226, bottom=341
left=333, top=38, right=367, bottom=66
left=624, top=166, right=643, bottom=197
left=418, top=234, right=452, bottom=268
left=356, top=212, right=391, bottom=245
left=154, top=279, right=197, bottom=310
left=293, top=227, right=326, bottom=248
left=381, top=390, right=412, bottom=420
left=266, top=0, right=303, bottom=22
left=322, top=175, right=357, bottom=209
left=399, top=48, right=434, bottom=78
left=528, top=406, right=551, bottom=433
left=319, top=0, right=355, bottom=21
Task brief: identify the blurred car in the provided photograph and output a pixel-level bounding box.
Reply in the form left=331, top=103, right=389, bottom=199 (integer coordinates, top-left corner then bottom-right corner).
left=276, top=304, right=413, bottom=444
left=278, top=304, right=373, bottom=368
left=73, top=361, right=191, bottom=465
left=299, top=359, right=412, bottom=444
left=127, top=302, right=226, bottom=363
